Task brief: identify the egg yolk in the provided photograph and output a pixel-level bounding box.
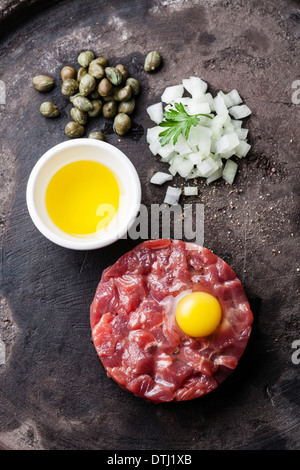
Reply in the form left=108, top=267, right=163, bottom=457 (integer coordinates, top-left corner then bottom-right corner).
left=175, top=292, right=222, bottom=337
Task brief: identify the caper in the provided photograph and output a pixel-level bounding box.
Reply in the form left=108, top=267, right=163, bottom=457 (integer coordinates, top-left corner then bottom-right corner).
left=105, top=67, right=123, bottom=86
left=95, top=57, right=109, bottom=68
left=62, top=78, right=79, bottom=96
left=88, top=100, right=103, bottom=117
left=118, top=98, right=135, bottom=115
left=89, top=89, right=101, bottom=100
left=70, top=107, right=88, bottom=125
left=77, top=67, right=88, bottom=82
left=79, top=73, right=96, bottom=97
left=114, top=113, right=131, bottom=136
left=102, top=94, right=116, bottom=102
left=102, top=101, right=118, bottom=119
left=69, top=92, right=81, bottom=104
left=112, top=86, right=122, bottom=101
left=116, top=64, right=129, bottom=83
left=73, top=95, right=93, bottom=112
left=33, top=75, right=54, bottom=92
left=115, top=84, right=132, bottom=102
left=98, top=77, right=113, bottom=97
left=77, top=50, right=94, bottom=68
left=88, top=131, right=105, bottom=141
left=126, top=77, right=140, bottom=96
left=144, top=51, right=161, bottom=72
left=88, top=60, right=105, bottom=80
left=65, top=121, right=85, bottom=138
left=61, top=66, right=77, bottom=81
left=40, top=102, right=60, bottom=118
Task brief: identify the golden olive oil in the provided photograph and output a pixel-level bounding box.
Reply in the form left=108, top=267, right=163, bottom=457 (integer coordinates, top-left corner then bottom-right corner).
left=46, top=160, right=120, bottom=236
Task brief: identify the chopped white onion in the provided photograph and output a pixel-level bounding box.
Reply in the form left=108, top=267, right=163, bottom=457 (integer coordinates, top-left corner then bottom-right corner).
left=147, top=77, right=251, bottom=187
left=188, top=151, right=204, bottom=166
left=169, top=155, right=194, bottom=178
left=157, top=142, right=174, bottom=159
left=172, top=134, right=192, bottom=155
left=182, top=76, right=208, bottom=98
left=164, top=186, right=181, bottom=205
left=147, top=102, right=163, bottom=124
left=160, top=150, right=179, bottom=163
left=206, top=166, right=223, bottom=184
left=215, top=132, right=240, bottom=154
left=235, top=127, right=248, bottom=140
left=184, top=186, right=198, bottom=196
left=161, top=84, right=184, bottom=104
left=187, top=100, right=211, bottom=116
left=229, top=104, right=251, bottom=119
left=149, top=139, right=162, bottom=156
left=146, top=126, right=161, bottom=144
left=222, top=89, right=243, bottom=108
left=235, top=140, right=251, bottom=158
left=214, top=92, right=229, bottom=116
left=150, top=172, right=173, bottom=185
left=196, top=156, right=219, bottom=177
left=222, top=159, right=238, bottom=185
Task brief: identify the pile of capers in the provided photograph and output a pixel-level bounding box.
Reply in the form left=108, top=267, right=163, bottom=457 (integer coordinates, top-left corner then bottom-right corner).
left=33, top=50, right=141, bottom=139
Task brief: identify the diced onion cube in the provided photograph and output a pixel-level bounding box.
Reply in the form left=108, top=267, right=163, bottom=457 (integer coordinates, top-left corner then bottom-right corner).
left=146, top=126, right=161, bottom=144
left=229, top=104, right=251, bottom=119
left=197, top=156, right=219, bottom=177
left=147, top=102, right=163, bottom=124
left=223, top=89, right=243, bottom=108
left=182, top=77, right=208, bottom=98
left=187, top=100, right=211, bottom=115
left=164, top=186, right=181, bottom=205
left=219, top=149, right=236, bottom=160
left=235, top=127, right=248, bottom=140
left=232, top=119, right=243, bottom=129
left=188, top=151, right=204, bottom=166
left=215, top=132, right=240, bottom=154
left=149, top=140, right=162, bottom=156
left=206, top=166, right=223, bottom=184
left=202, top=93, right=214, bottom=109
left=235, top=141, right=251, bottom=158
left=184, top=186, right=198, bottom=196
left=197, top=126, right=212, bottom=157
left=172, top=134, right=192, bottom=154
left=160, top=151, right=179, bottom=163
left=161, top=84, right=184, bottom=104
left=187, top=124, right=202, bottom=148
left=214, top=92, right=229, bottom=116
left=222, top=159, right=238, bottom=184
left=169, top=155, right=194, bottom=178
left=211, top=114, right=229, bottom=132
left=150, top=172, right=173, bottom=185
left=177, top=159, right=194, bottom=178
left=157, top=143, right=174, bottom=159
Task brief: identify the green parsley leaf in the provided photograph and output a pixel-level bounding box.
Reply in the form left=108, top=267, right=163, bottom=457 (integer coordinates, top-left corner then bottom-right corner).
left=158, top=101, right=212, bottom=146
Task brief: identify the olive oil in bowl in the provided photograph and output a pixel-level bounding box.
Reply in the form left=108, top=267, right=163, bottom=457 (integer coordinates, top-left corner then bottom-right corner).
left=45, top=160, right=120, bottom=237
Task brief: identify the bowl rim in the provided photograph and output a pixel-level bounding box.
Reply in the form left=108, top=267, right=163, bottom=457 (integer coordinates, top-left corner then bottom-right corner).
left=26, top=138, right=142, bottom=250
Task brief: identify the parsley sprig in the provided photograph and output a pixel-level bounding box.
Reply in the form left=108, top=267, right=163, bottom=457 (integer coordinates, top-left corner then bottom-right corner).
left=158, top=102, right=212, bottom=147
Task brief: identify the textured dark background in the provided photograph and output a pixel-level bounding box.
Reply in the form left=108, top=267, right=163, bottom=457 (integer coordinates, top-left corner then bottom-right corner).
left=0, top=0, right=299, bottom=450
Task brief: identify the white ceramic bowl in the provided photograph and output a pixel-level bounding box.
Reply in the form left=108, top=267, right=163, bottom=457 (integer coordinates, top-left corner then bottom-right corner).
left=26, top=139, right=141, bottom=250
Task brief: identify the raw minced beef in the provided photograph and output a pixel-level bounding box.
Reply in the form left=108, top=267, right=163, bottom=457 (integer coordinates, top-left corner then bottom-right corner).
left=90, top=239, right=253, bottom=403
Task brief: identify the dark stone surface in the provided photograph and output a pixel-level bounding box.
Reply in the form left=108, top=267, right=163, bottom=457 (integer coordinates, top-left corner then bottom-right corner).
left=0, top=0, right=299, bottom=450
